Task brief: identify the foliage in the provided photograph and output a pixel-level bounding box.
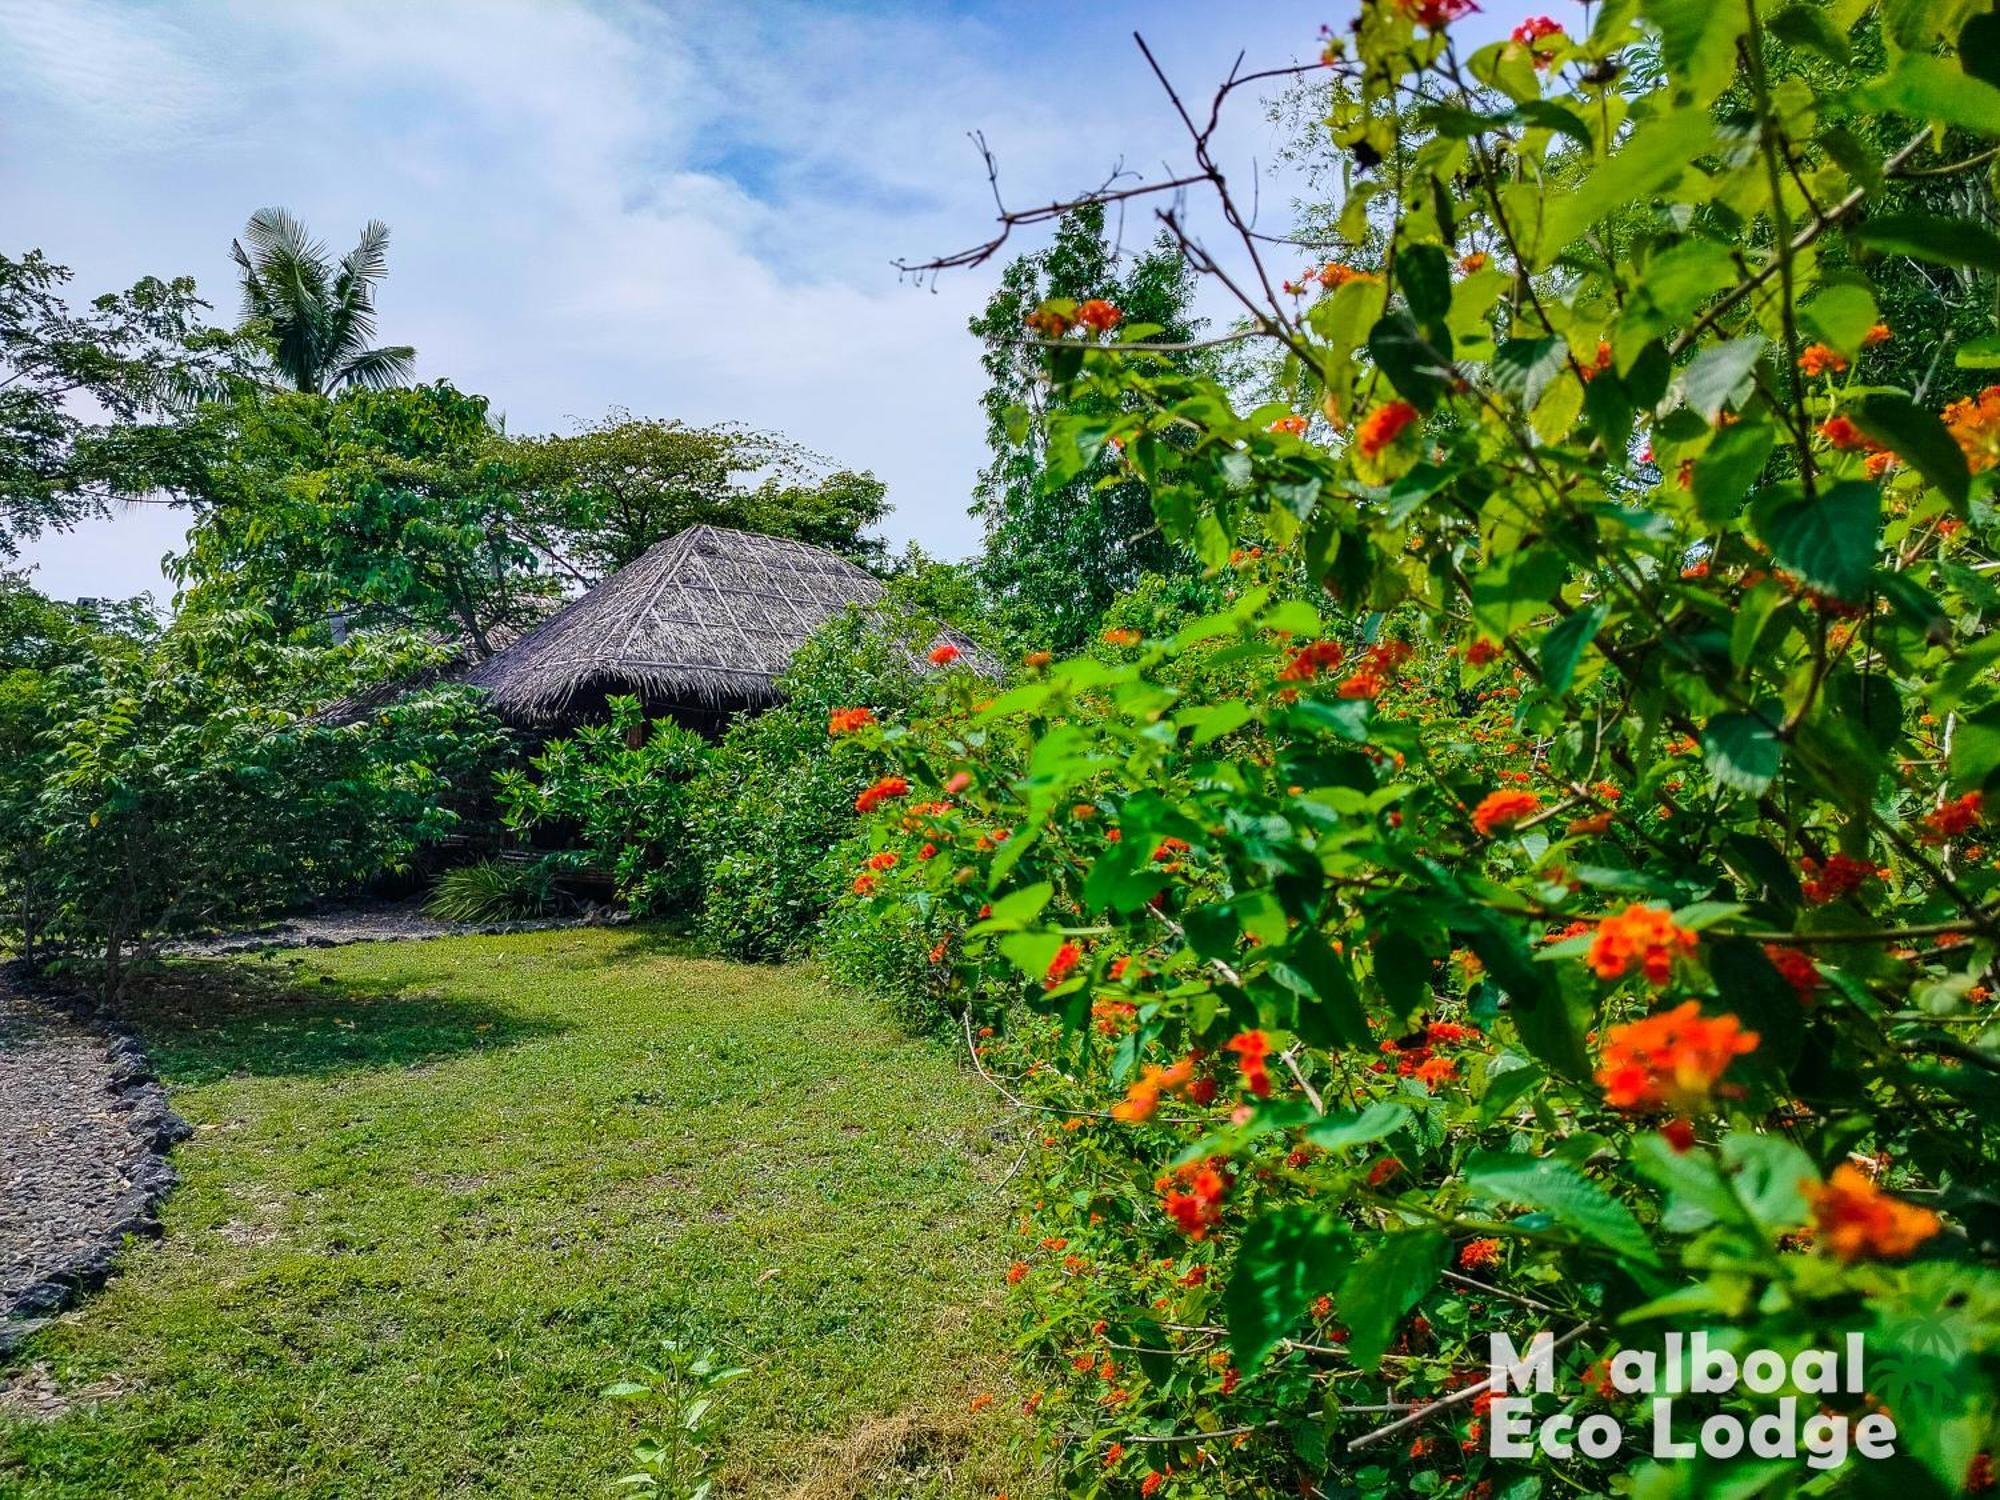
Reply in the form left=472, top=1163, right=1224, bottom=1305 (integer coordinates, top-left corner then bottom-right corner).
left=0, top=931, right=1032, bottom=1497
left=503, top=410, right=891, bottom=581
left=0, top=250, right=253, bottom=557
left=497, top=696, right=712, bottom=915
left=603, top=1340, right=750, bottom=1498
left=423, top=857, right=564, bottom=924
left=229, top=208, right=416, bottom=394
left=21, top=617, right=508, bottom=995
left=969, top=207, right=1207, bottom=653
left=170, top=381, right=556, bottom=654
left=845, top=6, right=2000, bottom=1495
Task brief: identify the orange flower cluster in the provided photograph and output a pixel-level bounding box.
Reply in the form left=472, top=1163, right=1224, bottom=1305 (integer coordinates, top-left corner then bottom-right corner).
left=1597, top=1001, right=1758, bottom=1112
left=1511, top=14, right=1561, bottom=41
left=1152, top=836, right=1191, bottom=864
left=1472, top=788, right=1540, bottom=836
left=1587, top=904, right=1697, bottom=984
left=1158, top=1158, right=1232, bottom=1238
left=1396, top=0, right=1477, bottom=28
left=1817, top=414, right=1881, bottom=453
left=1799, top=852, right=1881, bottom=905
left=1798, top=343, right=1849, bottom=377
left=1269, top=413, right=1309, bottom=436
left=1763, top=944, right=1821, bottom=1004
left=864, top=850, right=898, bottom=871
left=1101, top=627, right=1142, bottom=647
left=1023, top=306, right=1071, bottom=338
left=1459, top=1237, right=1504, bottom=1270
left=928, top=642, right=961, bottom=666
left=1044, top=940, right=1085, bottom=989
left=828, top=706, right=875, bottom=735
left=1924, top=790, right=1984, bottom=841
left=854, top=775, right=910, bottom=814
left=1357, top=400, right=1420, bottom=458
left=1112, top=1054, right=1211, bottom=1122
left=1279, top=639, right=1345, bottom=681
left=1223, top=1029, right=1274, bottom=1097
left=1943, top=384, right=2000, bottom=472
left=1076, top=298, right=1122, bottom=332
left=1805, top=1164, right=1941, bottom=1262
left=1338, top=639, right=1414, bottom=700
left=1465, top=638, right=1502, bottom=667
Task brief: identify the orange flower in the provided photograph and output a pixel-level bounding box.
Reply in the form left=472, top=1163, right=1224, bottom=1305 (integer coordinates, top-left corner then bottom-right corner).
left=1799, top=852, right=1880, bottom=905
left=1805, top=1164, right=1940, bottom=1262
left=1459, top=1237, right=1504, bottom=1270
left=928, top=642, right=961, bottom=665
left=1023, top=650, right=1053, bottom=667
left=828, top=706, right=875, bottom=735
left=1101, top=627, right=1142, bottom=647
left=1076, top=299, right=1122, bottom=332
left=1597, top=1001, right=1758, bottom=1112
left=1152, top=836, right=1191, bottom=864
left=1863, top=323, right=1893, bottom=346
left=1223, top=1030, right=1274, bottom=1098
left=1159, top=1159, right=1232, bottom=1238
left=1413, top=1054, right=1457, bottom=1089
left=1817, top=414, right=1876, bottom=452
left=1472, top=788, right=1540, bottom=836
left=1924, top=790, right=1984, bottom=841
left=1798, top=343, right=1848, bottom=377
left=1567, top=811, right=1613, bottom=836
left=1942, top=385, right=2000, bottom=471
left=1044, top=941, right=1085, bottom=989
left=1113, top=1055, right=1200, bottom=1123
left=865, top=850, right=898, bottom=871
left=944, top=770, right=973, bottom=795
left=1458, top=251, right=1489, bottom=273
left=852, top=873, right=876, bottom=895
left=1580, top=340, right=1613, bottom=381
left=1465, top=638, right=1502, bottom=667
left=1763, top=943, right=1821, bottom=1004
left=1337, top=668, right=1385, bottom=700
left=1356, top=400, right=1420, bottom=458
left=855, top=775, right=910, bottom=814
left=1269, top=413, right=1309, bottom=436
left=1279, top=640, right=1345, bottom=682
left=1007, top=1261, right=1029, bottom=1285
left=1587, top=903, right=1697, bottom=984
left=1024, top=306, right=1071, bottom=338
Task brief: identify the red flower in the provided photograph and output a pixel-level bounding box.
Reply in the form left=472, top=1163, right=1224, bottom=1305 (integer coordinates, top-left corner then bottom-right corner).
left=1465, top=638, right=1502, bottom=667
left=1799, top=853, right=1879, bottom=905
left=828, top=706, right=875, bottom=735
left=1924, top=790, right=1984, bottom=841
left=1597, top=1001, right=1758, bottom=1112
left=1152, top=836, right=1190, bottom=864
left=1763, top=944, right=1821, bottom=1004
left=1458, top=1237, right=1504, bottom=1270
left=1279, top=639, right=1345, bottom=682
left=943, top=771, right=973, bottom=795
left=1397, top=0, right=1479, bottom=27
left=1270, top=413, right=1309, bottom=436
left=1512, top=14, right=1561, bottom=41
left=1356, top=400, right=1420, bottom=458
left=1586, top=903, right=1697, bottom=984
left=1798, top=343, right=1848, bottom=377
left=1159, top=1159, right=1232, bottom=1238
left=1044, top=941, right=1085, bottom=989
left=1806, top=1164, right=1941, bottom=1262
left=928, top=642, right=961, bottom=666
left=1076, top=299, right=1122, bottom=332
left=1223, top=1030, right=1274, bottom=1098
left=1007, top=1261, right=1029, bottom=1285
left=855, top=776, right=910, bottom=814
left=864, top=851, right=898, bottom=871
left=1471, top=788, right=1540, bottom=836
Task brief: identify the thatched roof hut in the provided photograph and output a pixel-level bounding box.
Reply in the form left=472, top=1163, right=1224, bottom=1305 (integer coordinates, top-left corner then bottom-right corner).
left=462, top=524, right=970, bottom=730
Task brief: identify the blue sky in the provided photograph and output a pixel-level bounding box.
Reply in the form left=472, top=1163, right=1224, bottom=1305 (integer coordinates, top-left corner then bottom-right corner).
left=1, top=0, right=1537, bottom=603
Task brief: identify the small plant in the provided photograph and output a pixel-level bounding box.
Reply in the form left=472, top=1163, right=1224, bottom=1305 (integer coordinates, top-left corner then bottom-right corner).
left=423, top=857, right=559, bottom=924
left=602, top=1340, right=749, bottom=1498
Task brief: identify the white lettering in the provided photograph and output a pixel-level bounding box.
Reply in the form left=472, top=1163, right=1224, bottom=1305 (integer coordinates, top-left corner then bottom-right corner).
left=1489, top=1331, right=1557, bottom=1394
left=1855, top=1413, right=1897, bottom=1459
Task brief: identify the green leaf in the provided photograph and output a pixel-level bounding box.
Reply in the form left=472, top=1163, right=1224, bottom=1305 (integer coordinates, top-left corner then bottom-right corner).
left=1702, top=706, right=1784, bottom=795
left=1642, top=0, right=1746, bottom=102
left=1534, top=106, right=1714, bottom=266
left=1371, top=929, right=1431, bottom=1026
left=1304, top=1101, right=1412, bottom=1153
left=1337, top=1230, right=1448, bottom=1369
left=1492, top=338, right=1570, bottom=407
left=1854, top=215, right=2000, bottom=273
left=1368, top=312, right=1450, bottom=411
left=1539, top=602, right=1608, bottom=695
left=1270, top=928, right=1373, bottom=1049
left=1859, top=54, right=2000, bottom=137
left=1948, top=701, right=2000, bottom=794
left=1683, top=338, right=1766, bottom=422
left=997, top=931, right=1064, bottom=984
left=1692, top=420, right=1778, bottom=523
left=977, top=881, right=1053, bottom=930
left=1470, top=544, right=1567, bottom=639
left=1465, top=1151, right=1658, bottom=1264
left=1849, top=393, right=1973, bottom=511
left=1398, top=243, right=1453, bottom=335
left=1957, top=333, right=2000, bottom=370
left=1226, top=1210, right=1352, bottom=1370
left=1769, top=2, right=1849, bottom=64
left=1720, top=1134, right=1813, bottom=1234
left=1757, top=480, right=1880, bottom=601
left=1799, top=284, right=1879, bottom=355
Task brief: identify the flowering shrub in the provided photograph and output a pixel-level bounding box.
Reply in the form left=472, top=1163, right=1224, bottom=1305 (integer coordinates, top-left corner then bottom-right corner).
left=848, top=5, right=2000, bottom=1494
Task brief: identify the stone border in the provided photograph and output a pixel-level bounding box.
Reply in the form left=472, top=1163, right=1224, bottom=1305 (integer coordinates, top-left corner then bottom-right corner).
left=0, top=963, right=191, bottom=1355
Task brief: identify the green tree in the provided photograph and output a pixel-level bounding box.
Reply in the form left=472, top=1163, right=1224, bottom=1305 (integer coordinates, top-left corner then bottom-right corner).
left=230, top=208, right=416, bottom=395
left=967, top=206, right=1205, bottom=653
left=504, top=411, right=889, bottom=582
left=172, top=382, right=553, bottom=655
left=0, top=250, right=249, bottom=556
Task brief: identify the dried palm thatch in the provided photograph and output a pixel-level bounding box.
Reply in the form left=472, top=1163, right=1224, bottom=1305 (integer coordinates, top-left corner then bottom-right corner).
left=463, top=524, right=970, bottom=726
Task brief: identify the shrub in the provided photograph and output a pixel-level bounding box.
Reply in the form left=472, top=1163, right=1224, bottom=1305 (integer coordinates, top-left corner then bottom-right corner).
left=423, top=858, right=562, bottom=924
left=849, top=7, right=2000, bottom=1496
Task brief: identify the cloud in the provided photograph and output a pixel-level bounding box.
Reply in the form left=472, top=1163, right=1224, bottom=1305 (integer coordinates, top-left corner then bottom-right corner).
left=2, top=0, right=1538, bottom=603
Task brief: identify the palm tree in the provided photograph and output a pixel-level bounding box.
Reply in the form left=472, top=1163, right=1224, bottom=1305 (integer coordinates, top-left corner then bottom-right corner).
left=230, top=208, right=417, bottom=394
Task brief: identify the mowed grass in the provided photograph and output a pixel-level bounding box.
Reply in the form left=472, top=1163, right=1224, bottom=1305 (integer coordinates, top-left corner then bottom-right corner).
left=0, top=928, right=1037, bottom=1498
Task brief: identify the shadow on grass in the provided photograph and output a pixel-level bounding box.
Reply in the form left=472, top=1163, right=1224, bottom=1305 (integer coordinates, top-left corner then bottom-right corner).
left=110, top=958, right=567, bottom=1087
left=588, top=920, right=717, bottom=969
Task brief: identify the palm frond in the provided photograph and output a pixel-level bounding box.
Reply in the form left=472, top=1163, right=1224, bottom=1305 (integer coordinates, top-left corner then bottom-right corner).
left=331, top=345, right=417, bottom=392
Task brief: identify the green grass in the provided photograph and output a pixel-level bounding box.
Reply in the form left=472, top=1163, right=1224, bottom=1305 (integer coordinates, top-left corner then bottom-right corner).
left=0, top=929, right=1037, bottom=1498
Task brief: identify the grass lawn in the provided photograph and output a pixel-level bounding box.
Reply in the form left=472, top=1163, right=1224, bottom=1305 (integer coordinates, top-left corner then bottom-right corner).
left=0, top=928, right=1038, bottom=1498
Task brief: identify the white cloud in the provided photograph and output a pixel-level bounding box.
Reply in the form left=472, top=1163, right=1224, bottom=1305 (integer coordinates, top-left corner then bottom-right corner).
left=3, top=0, right=1539, bottom=602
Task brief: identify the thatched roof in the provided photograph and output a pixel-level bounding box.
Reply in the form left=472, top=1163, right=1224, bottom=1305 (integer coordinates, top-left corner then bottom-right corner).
left=462, top=524, right=971, bottom=725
